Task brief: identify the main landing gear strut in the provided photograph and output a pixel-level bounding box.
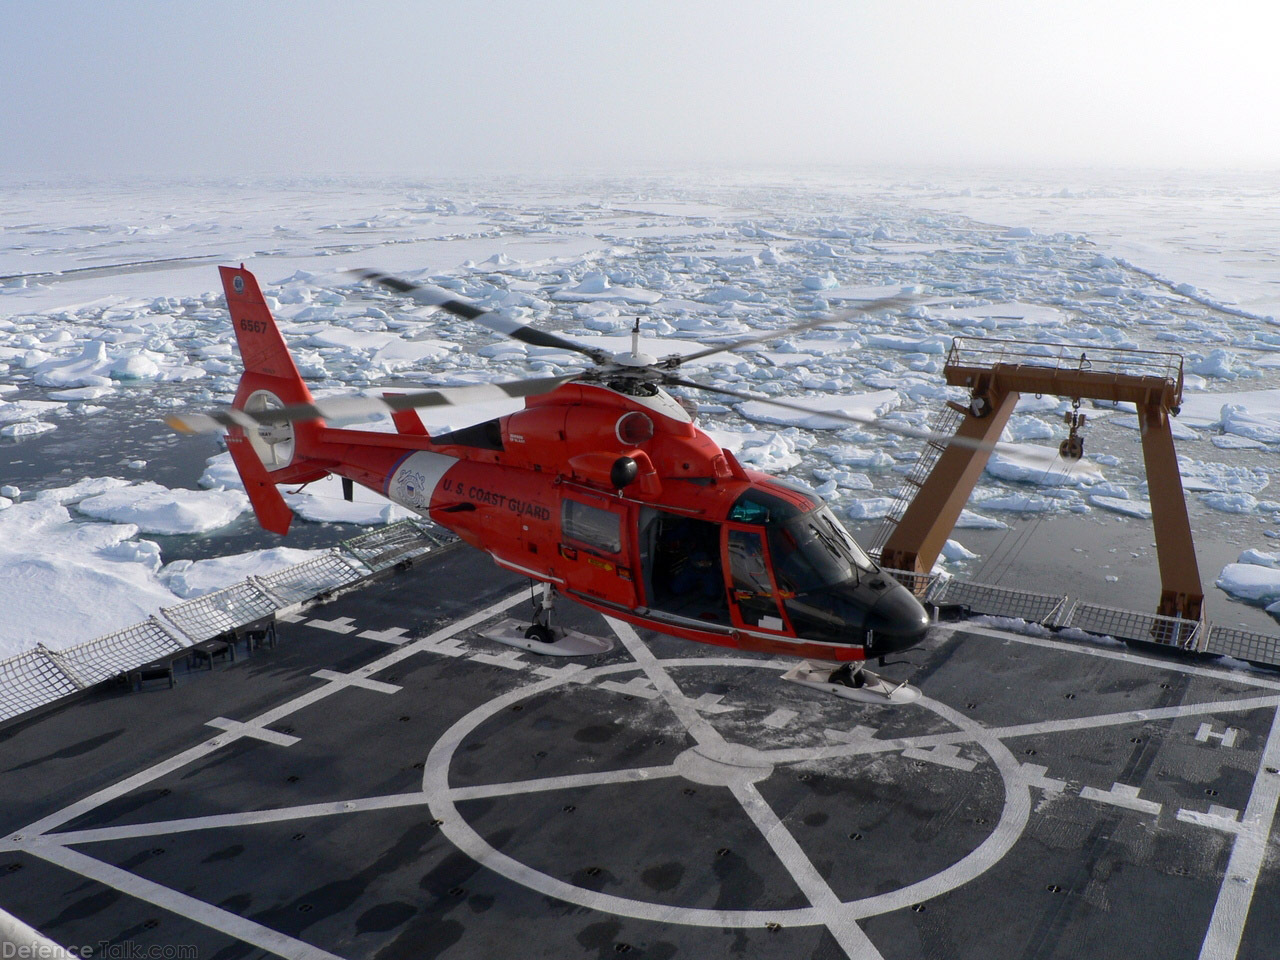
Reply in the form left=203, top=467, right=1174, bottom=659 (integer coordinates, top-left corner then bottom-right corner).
left=477, top=581, right=616, bottom=657
left=525, top=582, right=558, bottom=645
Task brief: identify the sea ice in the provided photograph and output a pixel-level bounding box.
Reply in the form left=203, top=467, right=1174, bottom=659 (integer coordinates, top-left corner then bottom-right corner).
left=941, top=539, right=978, bottom=562
left=955, top=509, right=1007, bottom=530
left=161, top=546, right=328, bottom=598
left=76, top=482, right=249, bottom=534
left=847, top=497, right=896, bottom=520
left=1238, top=549, right=1280, bottom=568
left=736, top=389, right=899, bottom=430
left=985, top=444, right=1105, bottom=487
left=0, top=500, right=178, bottom=655
left=34, top=477, right=131, bottom=504
left=1201, top=492, right=1259, bottom=515
left=1216, top=563, right=1280, bottom=605
left=1089, top=495, right=1153, bottom=519
left=1, top=421, right=56, bottom=437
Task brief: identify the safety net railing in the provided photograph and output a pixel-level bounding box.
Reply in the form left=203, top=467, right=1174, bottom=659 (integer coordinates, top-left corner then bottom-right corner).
left=161, top=581, right=280, bottom=643
left=1204, top=624, right=1280, bottom=664
left=45, top=617, right=190, bottom=688
left=1059, top=601, right=1204, bottom=649
left=340, top=518, right=456, bottom=573
left=0, top=521, right=455, bottom=726
left=0, top=648, right=85, bottom=724
left=255, top=551, right=365, bottom=607
left=880, top=568, right=943, bottom=600
left=930, top=578, right=1067, bottom=626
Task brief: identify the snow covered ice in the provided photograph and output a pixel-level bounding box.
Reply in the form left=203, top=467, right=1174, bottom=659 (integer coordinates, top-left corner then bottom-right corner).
left=3, top=170, right=1280, bottom=655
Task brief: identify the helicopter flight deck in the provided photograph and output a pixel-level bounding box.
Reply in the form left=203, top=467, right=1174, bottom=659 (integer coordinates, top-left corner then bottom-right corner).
left=1, top=543, right=1277, bottom=960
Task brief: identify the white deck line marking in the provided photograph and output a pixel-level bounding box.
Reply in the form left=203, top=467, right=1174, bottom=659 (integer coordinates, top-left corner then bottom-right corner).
left=1196, top=723, right=1239, bottom=747
left=606, top=619, right=725, bottom=746
left=762, top=708, right=798, bottom=729
left=311, top=668, right=401, bottom=694
left=1021, top=763, right=1068, bottom=794
left=357, top=626, right=411, bottom=644
left=14, top=591, right=528, bottom=841
left=598, top=677, right=661, bottom=699
left=983, top=694, right=1280, bottom=740
left=303, top=616, right=357, bottom=634
left=949, top=624, right=1280, bottom=693
left=1079, top=783, right=1161, bottom=816
left=1177, top=805, right=1243, bottom=834
left=731, top=694, right=1280, bottom=769
left=468, top=650, right=528, bottom=670
left=901, top=744, right=976, bottom=772
left=1198, top=706, right=1280, bottom=960
left=448, top=765, right=681, bottom=802
left=20, top=794, right=437, bottom=848
left=205, top=717, right=300, bottom=747
left=31, top=845, right=344, bottom=960
left=689, top=692, right=735, bottom=714
left=730, top=781, right=884, bottom=960
left=14, top=741, right=228, bottom=839
left=609, top=620, right=883, bottom=958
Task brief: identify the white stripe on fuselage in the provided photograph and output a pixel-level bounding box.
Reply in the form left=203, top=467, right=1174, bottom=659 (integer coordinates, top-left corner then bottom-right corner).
left=387, top=451, right=458, bottom=513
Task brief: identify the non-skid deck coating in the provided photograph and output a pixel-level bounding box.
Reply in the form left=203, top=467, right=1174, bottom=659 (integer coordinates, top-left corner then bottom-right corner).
left=2, top=545, right=1278, bottom=960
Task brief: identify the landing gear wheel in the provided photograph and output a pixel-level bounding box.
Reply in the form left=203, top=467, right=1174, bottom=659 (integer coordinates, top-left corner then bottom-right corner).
left=829, top=663, right=867, bottom=689
left=524, top=624, right=555, bottom=645
left=781, top=661, right=922, bottom=704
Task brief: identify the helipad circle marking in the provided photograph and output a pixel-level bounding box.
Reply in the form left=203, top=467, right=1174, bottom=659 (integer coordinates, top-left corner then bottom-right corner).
left=422, top=656, right=1031, bottom=927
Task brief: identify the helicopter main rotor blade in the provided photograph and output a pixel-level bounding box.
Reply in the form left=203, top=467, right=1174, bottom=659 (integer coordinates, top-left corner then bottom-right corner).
left=165, top=375, right=575, bottom=435
left=669, top=296, right=913, bottom=366
left=352, top=269, right=614, bottom=365
left=665, top=376, right=996, bottom=453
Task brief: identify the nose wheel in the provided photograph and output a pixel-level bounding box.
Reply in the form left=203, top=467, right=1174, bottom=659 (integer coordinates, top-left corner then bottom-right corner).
left=781, top=660, right=922, bottom=704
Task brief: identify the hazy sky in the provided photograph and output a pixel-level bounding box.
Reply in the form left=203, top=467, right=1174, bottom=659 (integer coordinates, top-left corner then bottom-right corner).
left=3, top=0, right=1277, bottom=177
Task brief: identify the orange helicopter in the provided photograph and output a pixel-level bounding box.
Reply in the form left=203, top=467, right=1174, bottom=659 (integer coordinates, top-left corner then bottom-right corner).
left=171, top=265, right=943, bottom=703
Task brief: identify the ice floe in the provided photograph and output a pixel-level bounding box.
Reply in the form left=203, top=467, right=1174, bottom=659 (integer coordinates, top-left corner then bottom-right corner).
left=76, top=482, right=249, bottom=535
left=160, top=547, right=327, bottom=598
left=1217, top=561, right=1280, bottom=607
left=736, top=389, right=899, bottom=430
left=0, top=500, right=178, bottom=656
left=985, top=444, right=1106, bottom=487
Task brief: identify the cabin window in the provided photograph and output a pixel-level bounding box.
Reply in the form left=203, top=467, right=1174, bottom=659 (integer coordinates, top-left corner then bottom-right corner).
left=727, top=489, right=803, bottom=525
left=563, top=499, right=622, bottom=554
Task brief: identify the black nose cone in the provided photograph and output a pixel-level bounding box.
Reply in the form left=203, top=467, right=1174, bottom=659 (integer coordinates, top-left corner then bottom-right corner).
left=865, top=585, right=931, bottom=654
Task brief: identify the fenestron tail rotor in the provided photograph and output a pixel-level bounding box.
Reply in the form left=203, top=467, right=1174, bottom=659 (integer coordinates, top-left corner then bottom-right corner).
left=165, top=374, right=575, bottom=435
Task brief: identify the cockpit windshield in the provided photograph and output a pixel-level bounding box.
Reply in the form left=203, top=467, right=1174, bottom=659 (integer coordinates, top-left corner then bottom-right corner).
left=767, top=505, right=878, bottom=594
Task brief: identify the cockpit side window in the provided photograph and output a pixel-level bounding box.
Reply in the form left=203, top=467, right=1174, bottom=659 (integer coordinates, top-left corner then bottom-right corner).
left=728, top=490, right=803, bottom=525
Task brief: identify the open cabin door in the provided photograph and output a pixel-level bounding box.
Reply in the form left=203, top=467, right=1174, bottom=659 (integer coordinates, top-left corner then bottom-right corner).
left=724, top=524, right=791, bottom=635
left=638, top=510, right=730, bottom=625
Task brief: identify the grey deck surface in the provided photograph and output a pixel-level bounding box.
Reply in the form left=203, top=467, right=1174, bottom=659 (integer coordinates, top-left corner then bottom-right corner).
left=2, top=544, right=1278, bottom=960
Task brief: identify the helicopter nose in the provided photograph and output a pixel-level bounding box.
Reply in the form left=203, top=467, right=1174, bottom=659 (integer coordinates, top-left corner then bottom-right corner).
left=864, top=586, right=931, bottom=654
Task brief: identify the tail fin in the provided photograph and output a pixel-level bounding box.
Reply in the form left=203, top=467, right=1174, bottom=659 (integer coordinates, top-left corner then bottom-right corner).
left=220, top=265, right=325, bottom=536
left=221, top=265, right=311, bottom=394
